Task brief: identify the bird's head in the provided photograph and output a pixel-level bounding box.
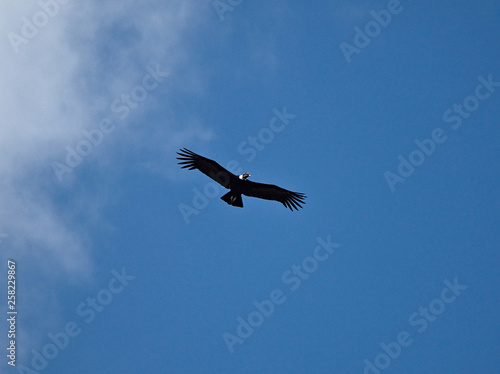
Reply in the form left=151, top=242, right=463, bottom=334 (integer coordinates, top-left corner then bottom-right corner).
left=239, top=172, right=251, bottom=180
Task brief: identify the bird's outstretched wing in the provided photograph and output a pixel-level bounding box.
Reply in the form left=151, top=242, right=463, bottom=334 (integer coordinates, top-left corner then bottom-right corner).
left=242, top=180, right=306, bottom=211
left=176, top=148, right=234, bottom=189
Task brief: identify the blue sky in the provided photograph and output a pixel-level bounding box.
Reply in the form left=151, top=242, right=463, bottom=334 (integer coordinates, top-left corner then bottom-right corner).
left=1, top=1, right=499, bottom=373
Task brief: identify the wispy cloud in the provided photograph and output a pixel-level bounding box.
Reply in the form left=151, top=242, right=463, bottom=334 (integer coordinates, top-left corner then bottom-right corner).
left=0, top=0, right=211, bottom=348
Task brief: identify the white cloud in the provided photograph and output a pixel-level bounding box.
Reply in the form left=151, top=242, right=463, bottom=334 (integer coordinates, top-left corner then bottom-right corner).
left=0, top=0, right=212, bottom=349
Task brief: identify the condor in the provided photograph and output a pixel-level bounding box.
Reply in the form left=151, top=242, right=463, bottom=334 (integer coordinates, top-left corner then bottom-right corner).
left=177, top=148, right=306, bottom=211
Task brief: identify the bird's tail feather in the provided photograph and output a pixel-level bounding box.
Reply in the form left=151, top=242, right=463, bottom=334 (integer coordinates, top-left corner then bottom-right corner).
left=221, top=192, right=243, bottom=207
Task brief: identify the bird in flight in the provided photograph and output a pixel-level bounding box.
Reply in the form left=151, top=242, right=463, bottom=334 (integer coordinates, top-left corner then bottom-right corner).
left=177, top=148, right=306, bottom=211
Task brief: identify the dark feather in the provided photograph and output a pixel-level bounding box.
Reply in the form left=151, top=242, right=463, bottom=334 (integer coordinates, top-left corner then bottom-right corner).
left=176, top=148, right=234, bottom=188
left=242, top=180, right=306, bottom=211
